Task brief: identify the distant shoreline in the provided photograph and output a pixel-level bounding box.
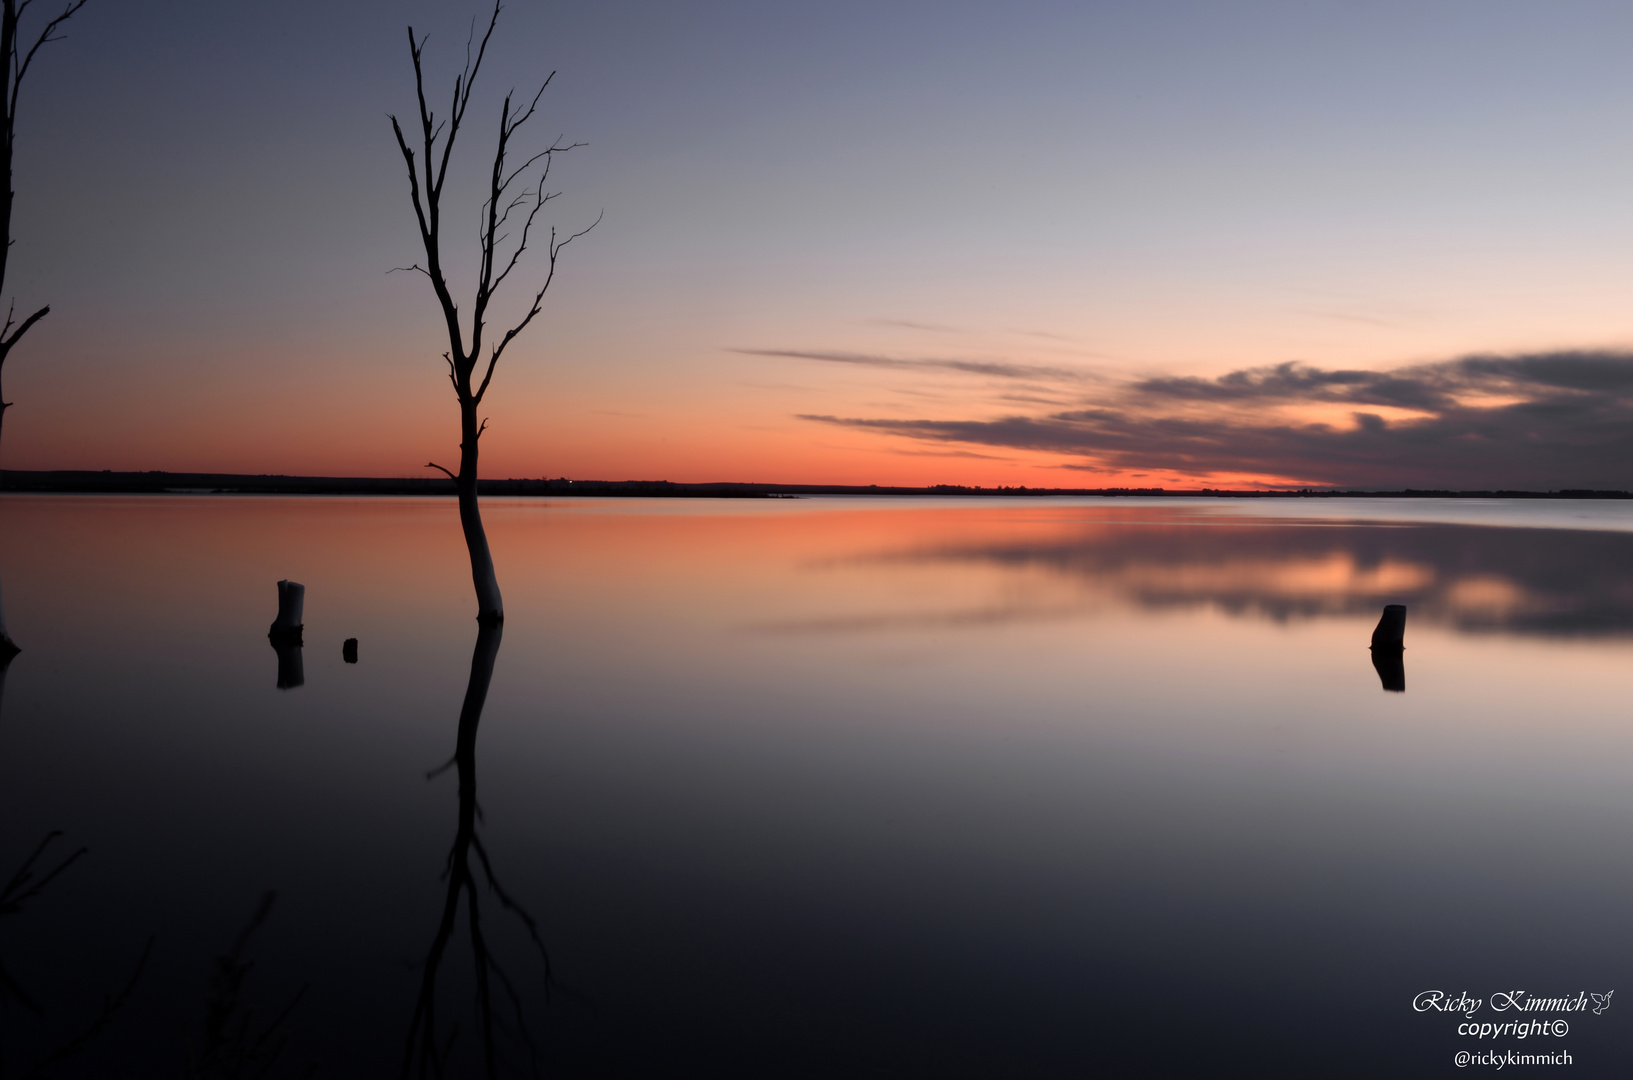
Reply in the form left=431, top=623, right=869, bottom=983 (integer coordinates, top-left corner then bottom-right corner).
left=1, top=470, right=1629, bottom=500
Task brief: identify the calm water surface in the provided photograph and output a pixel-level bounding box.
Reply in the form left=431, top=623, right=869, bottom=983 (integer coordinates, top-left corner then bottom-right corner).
left=2, top=495, right=1631, bottom=1077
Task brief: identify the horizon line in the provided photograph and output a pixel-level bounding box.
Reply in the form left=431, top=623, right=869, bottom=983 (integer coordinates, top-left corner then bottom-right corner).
left=1, top=469, right=1628, bottom=501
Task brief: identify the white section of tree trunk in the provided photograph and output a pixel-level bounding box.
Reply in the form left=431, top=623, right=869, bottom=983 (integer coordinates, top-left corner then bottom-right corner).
left=460, top=482, right=504, bottom=622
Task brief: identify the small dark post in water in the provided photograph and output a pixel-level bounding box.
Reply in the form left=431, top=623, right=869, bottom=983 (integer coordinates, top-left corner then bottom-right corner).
left=343, top=638, right=358, bottom=664
left=1371, top=604, right=1406, bottom=649
left=268, top=580, right=306, bottom=689
left=1369, top=604, right=1406, bottom=692
left=268, top=580, right=304, bottom=645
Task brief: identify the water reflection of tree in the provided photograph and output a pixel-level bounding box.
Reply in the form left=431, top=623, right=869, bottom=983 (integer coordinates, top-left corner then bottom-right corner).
left=405, top=622, right=550, bottom=1079
left=0, top=646, right=12, bottom=728
left=187, top=892, right=310, bottom=1080
left=0, top=648, right=153, bottom=1072
left=0, top=832, right=151, bottom=1076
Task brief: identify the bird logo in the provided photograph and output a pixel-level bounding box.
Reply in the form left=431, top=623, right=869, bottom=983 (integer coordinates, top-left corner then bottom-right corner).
left=1591, top=991, right=1613, bottom=1016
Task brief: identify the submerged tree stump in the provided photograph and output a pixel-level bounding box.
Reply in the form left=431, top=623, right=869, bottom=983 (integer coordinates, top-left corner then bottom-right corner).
left=273, top=641, right=305, bottom=690
left=1369, top=604, right=1406, bottom=692
left=268, top=580, right=304, bottom=645
left=1370, top=604, right=1406, bottom=649
left=1370, top=646, right=1405, bottom=692
left=268, top=580, right=305, bottom=686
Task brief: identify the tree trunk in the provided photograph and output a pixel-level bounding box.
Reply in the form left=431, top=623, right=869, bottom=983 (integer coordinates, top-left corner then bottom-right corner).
left=0, top=646, right=11, bottom=724
left=0, top=576, right=16, bottom=658
left=0, top=404, right=15, bottom=656
left=458, top=398, right=503, bottom=623
left=0, top=583, right=13, bottom=720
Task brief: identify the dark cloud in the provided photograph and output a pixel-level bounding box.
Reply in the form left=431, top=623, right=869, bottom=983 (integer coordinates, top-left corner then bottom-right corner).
left=799, top=350, right=1633, bottom=489
left=1133, top=360, right=1455, bottom=411
left=734, top=348, right=1092, bottom=383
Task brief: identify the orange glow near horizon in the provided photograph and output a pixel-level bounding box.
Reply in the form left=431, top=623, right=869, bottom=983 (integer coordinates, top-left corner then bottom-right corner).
left=0, top=330, right=1365, bottom=489
left=3, top=298, right=1629, bottom=491
left=0, top=351, right=1314, bottom=488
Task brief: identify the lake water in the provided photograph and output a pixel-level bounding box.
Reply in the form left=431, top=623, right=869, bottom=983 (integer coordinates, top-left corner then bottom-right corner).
left=1, top=494, right=1630, bottom=1077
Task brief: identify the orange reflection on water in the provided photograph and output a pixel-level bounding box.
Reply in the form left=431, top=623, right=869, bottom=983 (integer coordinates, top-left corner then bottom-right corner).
left=3, top=495, right=1631, bottom=644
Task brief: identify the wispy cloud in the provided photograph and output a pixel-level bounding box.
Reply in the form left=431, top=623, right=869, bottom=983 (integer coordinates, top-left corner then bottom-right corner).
left=887, top=447, right=1011, bottom=460
left=866, top=318, right=964, bottom=334
left=733, top=348, right=1094, bottom=383
left=797, top=350, right=1633, bottom=489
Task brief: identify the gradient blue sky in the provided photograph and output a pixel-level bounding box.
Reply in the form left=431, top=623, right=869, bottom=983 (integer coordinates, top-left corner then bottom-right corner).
left=4, top=1, right=1633, bottom=487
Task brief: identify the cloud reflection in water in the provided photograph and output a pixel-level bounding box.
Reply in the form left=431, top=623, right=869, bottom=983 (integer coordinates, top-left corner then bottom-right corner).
left=756, top=514, right=1633, bottom=639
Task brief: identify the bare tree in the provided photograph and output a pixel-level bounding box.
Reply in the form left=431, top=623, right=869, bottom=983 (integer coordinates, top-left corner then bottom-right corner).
left=0, top=0, right=85, bottom=658
left=0, top=0, right=84, bottom=476
left=390, top=1, right=597, bottom=624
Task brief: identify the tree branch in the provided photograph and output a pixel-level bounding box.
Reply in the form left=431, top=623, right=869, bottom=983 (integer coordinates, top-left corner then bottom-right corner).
left=388, top=114, right=432, bottom=248
left=395, top=40, right=471, bottom=382
left=488, top=171, right=552, bottom=296
left=22, top=937, right=153, bottom=1076
left=474, top=211, right=600, bottom=404
left=1, top=830, right=87, bottom=915
left=433, top=1, right=501, bottom=203
left=426, top=462, right=457, bottom=482
left=0, top=300, right=45, bottom=353
left=10, top=0, right=84, bottom=123
left=502, top=75, right=553, bottom=141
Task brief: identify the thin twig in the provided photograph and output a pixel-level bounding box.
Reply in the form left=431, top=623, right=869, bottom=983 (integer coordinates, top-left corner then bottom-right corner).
left=22, top=937, right=154, bottom=1078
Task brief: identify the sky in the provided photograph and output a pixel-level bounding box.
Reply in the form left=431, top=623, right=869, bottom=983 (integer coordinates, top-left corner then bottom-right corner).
left=3, top=0, right=1633, bottom=489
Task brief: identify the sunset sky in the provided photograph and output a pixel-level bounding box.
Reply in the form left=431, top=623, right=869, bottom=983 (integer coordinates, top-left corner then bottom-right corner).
left=4, top=0, right=1633, bottom=489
